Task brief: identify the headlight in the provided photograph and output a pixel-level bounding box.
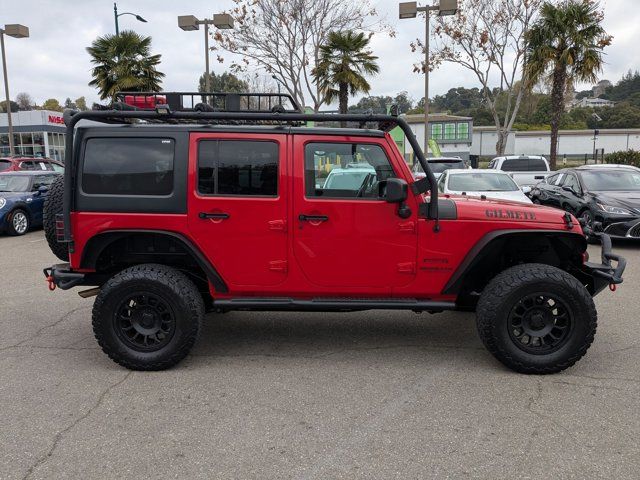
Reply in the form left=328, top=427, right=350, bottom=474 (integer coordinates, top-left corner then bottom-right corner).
left=0, top=198, right=6, bottom=210
left=597, top=203, right=633, bottom=215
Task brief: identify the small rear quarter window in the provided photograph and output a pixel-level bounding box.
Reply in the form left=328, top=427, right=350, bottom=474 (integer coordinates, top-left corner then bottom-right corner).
left=82, top=138, right=174, bottom=195
left=0, top=160, right=11, bottom=172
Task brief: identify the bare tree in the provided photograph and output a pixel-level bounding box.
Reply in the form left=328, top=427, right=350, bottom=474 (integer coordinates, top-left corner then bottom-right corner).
left=412, top=0, right=542, bottom=155
left=15, top=92, right=33, bottom=110
left=212, top=0, right=391, bottom=111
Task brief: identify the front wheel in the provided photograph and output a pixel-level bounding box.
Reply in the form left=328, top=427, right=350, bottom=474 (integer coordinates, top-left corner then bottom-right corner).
left=476, top=263, right=597, bottom=374
left=92, top=264, right=204, bottom=371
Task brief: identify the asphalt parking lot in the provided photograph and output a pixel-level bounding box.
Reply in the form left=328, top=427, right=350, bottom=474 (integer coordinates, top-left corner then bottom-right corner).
left=1, top=230, right=639, bottom=479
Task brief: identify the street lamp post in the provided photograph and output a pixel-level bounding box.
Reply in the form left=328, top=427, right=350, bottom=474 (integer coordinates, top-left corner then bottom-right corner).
left=114, top=2, right=147, bottom=36
left=178, top=14, right=234, bottom=93
left=0, top=24, right=29, bottom=156
left=592, top=113, right=602, bottom=164
left=400, top=1, right=457, bottom=155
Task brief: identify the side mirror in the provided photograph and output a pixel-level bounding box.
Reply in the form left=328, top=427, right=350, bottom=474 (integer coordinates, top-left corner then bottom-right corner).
left=562, top=185, right=579, bottom=195
left=38, top=185, right=49, bottom=193
left=383, top=178, right=408, bottom=204
left=521, top=186, right=532, bottom=195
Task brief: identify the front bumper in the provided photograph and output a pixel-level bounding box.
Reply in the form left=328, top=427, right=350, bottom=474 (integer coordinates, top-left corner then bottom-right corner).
left=581, top=233, right=626, bottom=295
left=600, top=217, right=640, bottom=239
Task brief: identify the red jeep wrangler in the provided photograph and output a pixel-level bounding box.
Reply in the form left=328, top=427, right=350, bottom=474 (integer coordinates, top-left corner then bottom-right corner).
left=43, top=92, right=625, bottom=373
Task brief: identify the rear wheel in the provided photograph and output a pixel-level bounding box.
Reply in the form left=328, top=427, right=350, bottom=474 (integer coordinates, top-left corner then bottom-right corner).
left=92, top=264, right=204, bottom=371
left=7, top=209, right=29, bottom=236
left=43, top=175, right=69, bottom=261
left=476, top=263, right=597, bottom=374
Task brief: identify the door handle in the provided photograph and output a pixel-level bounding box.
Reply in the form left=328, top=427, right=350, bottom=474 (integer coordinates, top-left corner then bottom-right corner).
left=199, top=212, right=230, bottom=220
left=298, top=214, right=329, bottom=222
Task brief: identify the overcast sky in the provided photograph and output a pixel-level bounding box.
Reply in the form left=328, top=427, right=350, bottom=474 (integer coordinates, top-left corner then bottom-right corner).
left=0, top=0, right=636, bottom=109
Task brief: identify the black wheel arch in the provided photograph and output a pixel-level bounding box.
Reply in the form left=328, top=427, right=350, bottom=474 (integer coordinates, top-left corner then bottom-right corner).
left=80, top=230, right=228, bottom=294
left=444, top=230, right=589, bottom=306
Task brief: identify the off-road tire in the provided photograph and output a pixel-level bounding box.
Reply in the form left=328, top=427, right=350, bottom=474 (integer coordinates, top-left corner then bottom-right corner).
left=7, top=209, right=29, bottom=236
left=476, top=263, right=597, bottom=374
left=92, top=264, right=204, bottom=371
left=43, top=175, right=69, bottom=261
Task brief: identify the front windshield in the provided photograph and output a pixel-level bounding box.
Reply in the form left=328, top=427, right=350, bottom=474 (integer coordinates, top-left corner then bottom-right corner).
left=0, top=175, right=30, bottom=192
left=580, top=171, right=640, bottom=191
left=448, top=173, right=519, bottom=192
left=428, top=160, right=465, bottom=174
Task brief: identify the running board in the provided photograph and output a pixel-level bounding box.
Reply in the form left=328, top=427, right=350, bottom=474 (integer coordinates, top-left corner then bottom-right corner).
left=212, top=298, right=457, bottom=313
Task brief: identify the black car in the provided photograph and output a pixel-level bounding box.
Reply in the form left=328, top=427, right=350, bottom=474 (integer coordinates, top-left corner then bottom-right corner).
left=0, top=171, right=60, bottom=235
left=530, top=166, right=640, bottom=239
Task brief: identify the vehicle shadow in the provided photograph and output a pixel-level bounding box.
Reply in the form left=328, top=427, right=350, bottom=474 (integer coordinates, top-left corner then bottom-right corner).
left=190, top=309, right=489, bottom=366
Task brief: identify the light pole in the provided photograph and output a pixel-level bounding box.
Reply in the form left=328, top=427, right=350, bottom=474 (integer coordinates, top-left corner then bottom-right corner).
left=0, top=24, right=29, bottom=156
left=178, top=14, right=234, bottom=93
left=272, top=75, right=284, bottom=95
left=114, top=3, right=147, bottom=35
left=400, top=1, right=457, bottom=155
left=592, top=113, right=602, bottom=164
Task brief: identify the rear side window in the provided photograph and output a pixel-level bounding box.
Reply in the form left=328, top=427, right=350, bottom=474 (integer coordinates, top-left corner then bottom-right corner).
left=197, top=140, right=279, bottom=196
left=82, top=138, right=174, bottom=195
left=0, top=160, right=11, bottom=171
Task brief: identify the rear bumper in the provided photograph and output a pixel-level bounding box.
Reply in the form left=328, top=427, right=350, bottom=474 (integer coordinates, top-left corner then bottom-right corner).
left=43, top=263, right=104, bottom=290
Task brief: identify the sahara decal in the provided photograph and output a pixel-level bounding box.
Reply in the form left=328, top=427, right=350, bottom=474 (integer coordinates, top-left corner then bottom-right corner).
left=485, top=209, right=537, bottom=221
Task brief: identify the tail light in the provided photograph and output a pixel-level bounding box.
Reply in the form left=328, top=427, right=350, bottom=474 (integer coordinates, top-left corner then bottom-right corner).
left=55, top=213, right=65, bottom=242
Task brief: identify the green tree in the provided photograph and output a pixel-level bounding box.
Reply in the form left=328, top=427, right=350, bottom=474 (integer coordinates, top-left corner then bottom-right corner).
left=0, top=100, right=19, bottom=112
left=87, top=30, right=164, bottom=101
left=197, top=71, right=249, bottom=93
left=75, top=96, right=88, bottom=111
left=313, top=31, right=379, bottom=115
left=64, top=98, right=76, bottom=109
left=525, top=0, right=612, bottom=168
left=42, top=98, right=63, bottom=112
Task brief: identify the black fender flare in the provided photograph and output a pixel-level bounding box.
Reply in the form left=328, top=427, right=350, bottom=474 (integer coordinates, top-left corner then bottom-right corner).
left=80, top=229, right=228, bottom=293
left=442, top=229, right=587, bottom=295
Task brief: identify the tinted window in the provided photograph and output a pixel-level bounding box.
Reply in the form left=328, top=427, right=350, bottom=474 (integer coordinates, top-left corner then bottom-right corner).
left=546, top=173, right=559, bottom=185
left=82, top=138, right=174, bottom=196
left=19, top=161, right=36, bottom=171
left=0, top=175, right=30, bottom=192
left=562, top=174, right=581, bottom=192
left=305, top=143, right=395, bottom=199
left=529, top=158, right=547, bottom=171
left=0, top=160, right=11, bottom=172
left=32, top=175, right=57, bottom=190
left=428, top=160, right=465, bottom=174
left=198, top=140, right=278, bottom=196
left=501, top=159, right=529, bottom=172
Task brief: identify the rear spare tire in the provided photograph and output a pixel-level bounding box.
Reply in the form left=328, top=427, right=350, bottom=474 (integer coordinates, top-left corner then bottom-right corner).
left=43, top=175, right=69, bottom=261
left=476, top=263, right=597, bottom=374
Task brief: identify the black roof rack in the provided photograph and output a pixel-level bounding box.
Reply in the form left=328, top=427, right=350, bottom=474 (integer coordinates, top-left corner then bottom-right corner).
left=107, top=91, right=303, bottom=114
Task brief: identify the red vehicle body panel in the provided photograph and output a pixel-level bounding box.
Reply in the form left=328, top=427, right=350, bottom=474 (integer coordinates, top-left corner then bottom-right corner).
left=0, top=157, right=64, bottom=172
left=68, top=131, right=580, bottom=301
left=123, top=95, right=167, bottom=109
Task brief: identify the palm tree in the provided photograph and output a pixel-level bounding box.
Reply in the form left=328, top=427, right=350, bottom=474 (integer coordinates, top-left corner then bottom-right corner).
left=87, top=30, right=165, bottom=101
left=313, top=31, right=379, bottom=115
left=525, top=0, right=612, bottom=169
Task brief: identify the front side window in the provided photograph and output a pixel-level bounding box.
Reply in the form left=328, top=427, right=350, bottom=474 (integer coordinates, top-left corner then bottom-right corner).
left=305, top=143, right=396, bottom=199
left=82, top=138, right=174, bottom=196
left=198, top=140, right=279, bottom=196
left=562, top=174, right=581, bottom=193
left=32, top=175, right=57, bottom=190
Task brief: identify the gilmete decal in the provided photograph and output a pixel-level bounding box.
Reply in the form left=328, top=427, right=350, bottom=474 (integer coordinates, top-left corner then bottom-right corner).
left=485, top=209, right=536, bottom=221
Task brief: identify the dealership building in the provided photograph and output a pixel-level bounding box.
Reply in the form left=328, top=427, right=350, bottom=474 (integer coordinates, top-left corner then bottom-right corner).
left=0, top=110, right=67, bottom=161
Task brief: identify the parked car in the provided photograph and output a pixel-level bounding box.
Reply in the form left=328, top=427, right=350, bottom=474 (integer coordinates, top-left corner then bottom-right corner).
left=42, top=91, right=625, bottom=374
left=0, top=156, right=64, bottom=173
left=0, top=171, right=60, bottom=235
left=437, top=169, right=532, bottom=204
left=530, top=167, right=640, bottom=239
left=488, top=155, right=551, bottom=187
left=576, top=164, right=640, bottom=173
left=322, top=163, right=376, bottom=196
left=413, top=157, right=468, bottom=180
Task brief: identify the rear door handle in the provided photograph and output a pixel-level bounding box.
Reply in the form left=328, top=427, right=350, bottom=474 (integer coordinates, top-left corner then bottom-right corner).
left=199, top=212, right=230, bottom=220
left=299, top=214, right=329, bottom=222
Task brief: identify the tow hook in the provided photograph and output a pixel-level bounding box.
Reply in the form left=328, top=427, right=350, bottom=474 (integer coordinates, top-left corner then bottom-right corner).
left=46, top=275, right=56, bottom=291
left=610, top=283, right=617, bottom=292
left=563, top=212, right=574, bottom=229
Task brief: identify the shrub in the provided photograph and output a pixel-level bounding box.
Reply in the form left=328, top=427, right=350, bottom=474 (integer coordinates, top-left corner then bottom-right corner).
left=605, top=149, right=640, bottom=166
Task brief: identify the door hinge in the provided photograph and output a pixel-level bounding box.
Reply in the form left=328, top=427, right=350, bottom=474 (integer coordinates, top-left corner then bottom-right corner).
left=397, top=262, right=416, bottom=274
left=268, top=219, right=287, bottom=231
left=269, top=260, right=288, bottom=273
left=398, top=221, right=416, bottom=233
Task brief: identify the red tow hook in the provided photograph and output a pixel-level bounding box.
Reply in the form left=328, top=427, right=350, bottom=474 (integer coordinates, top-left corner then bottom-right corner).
left=46, top=275, right=57, bottom=291
left=609, top=283, right=617, bottom=292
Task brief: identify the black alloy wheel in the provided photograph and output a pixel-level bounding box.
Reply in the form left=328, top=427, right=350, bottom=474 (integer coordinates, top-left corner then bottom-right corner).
left=507, top=293, right=573, bottom=354
left=114, top=292, right=176, bottom=351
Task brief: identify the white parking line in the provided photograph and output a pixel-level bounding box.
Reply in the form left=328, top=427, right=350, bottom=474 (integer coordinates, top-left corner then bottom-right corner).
left=29, top=238, right=46, bottom=243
